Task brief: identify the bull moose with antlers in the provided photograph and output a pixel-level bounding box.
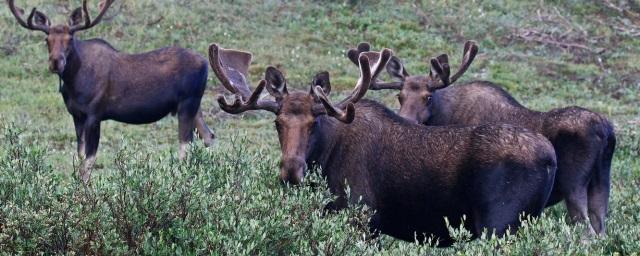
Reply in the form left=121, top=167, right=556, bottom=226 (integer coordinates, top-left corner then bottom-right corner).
left=7, top=0, right=215, bottom=183
left=210, top=43, right=557, bottom=245
left=347, top=41, right=616, bottom=235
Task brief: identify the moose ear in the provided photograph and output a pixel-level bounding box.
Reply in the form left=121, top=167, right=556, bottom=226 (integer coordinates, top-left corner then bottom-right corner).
left=311, top=71, right=331, bottom=96
left=386, top=56, right=407, bottom=81
left=32, top=9, right=50, bottom=27
left=265, top=66, right=288, bottom=99
left=68, top=7, right=84, bottom=26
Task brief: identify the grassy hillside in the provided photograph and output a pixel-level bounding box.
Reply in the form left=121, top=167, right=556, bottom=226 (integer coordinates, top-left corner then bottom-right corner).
left=1, top=0, right=638, bottom=254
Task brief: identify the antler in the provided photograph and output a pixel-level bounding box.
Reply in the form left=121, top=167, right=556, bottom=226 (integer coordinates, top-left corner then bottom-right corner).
left=209, top=43, right=279, bottom=114
left=217, top=80, right=279, bottom=114
left=346, top=42, right=402, bottom=90
left=338, top=48, right=392, bottom=107
left=208, top=43, right=253, bottom=100
left=313, top=49, right=390, bottom=123
left=69, top=0, right=115, bottom=33
left=429, top=40, right=479, bottom=89
left=313, top=85, right=356, bottom=123
left=6, top=0, right=50, bottom=33
left=346, top=42, right=371, bottom=66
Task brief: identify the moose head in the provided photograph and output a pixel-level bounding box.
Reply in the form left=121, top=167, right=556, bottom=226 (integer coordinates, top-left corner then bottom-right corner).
left=7, top=0, right=114, bottom=74
left=210, top=44, right=391, bottom=184
left=347, top=41, right=478, bottom=124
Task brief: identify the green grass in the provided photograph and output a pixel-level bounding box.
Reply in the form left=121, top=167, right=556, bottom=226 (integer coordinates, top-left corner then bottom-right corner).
left=1, top=0, right=639, bottom=254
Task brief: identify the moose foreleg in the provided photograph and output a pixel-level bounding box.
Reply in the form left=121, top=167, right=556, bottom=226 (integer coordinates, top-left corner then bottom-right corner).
left=72, top=115, right=86, bottom=158
left=79, top=119, right=101, bottom=184
left=177, top=112, right=196, bottom=160
left=195, top=110, right=215, bottom=147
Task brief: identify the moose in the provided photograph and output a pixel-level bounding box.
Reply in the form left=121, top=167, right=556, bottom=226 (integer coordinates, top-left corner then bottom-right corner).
left=347, top=42, right=616, bottom=235
left=7, top=0, right=215, bottom=183
left=210, top=43, right=557, bottom=245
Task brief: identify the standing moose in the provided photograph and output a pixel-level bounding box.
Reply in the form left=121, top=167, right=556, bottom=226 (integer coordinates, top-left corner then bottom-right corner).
left=210, top=43, right=557, bottom=246
left=7, top=0, right=215, bottom=183
left=347, top=41, right=616, bottom=235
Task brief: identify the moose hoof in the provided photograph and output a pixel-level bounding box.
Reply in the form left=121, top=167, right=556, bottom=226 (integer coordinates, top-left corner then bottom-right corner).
left=79, top=170, right=91, bottom=185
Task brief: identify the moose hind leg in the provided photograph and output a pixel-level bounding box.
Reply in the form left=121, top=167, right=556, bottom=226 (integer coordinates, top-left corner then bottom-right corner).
left=195, top=109, right=215, bottom=147
left=587, top=179, right=609, bottom=236
left=80, top=119, right=101, bottom=184
left=587, top=142, right=614, bottom=235
left=565, top=187, right=595, bottom=234
left=177, top=99, right=198, bottom=160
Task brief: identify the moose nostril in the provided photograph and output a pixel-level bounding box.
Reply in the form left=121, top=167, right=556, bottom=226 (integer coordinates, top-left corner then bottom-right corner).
left=280, top=158, right=306, bottom=185
left=49, top=58, right=65, bottom=74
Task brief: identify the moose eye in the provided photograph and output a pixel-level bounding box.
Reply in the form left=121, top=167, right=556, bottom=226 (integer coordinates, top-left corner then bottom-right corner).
left=426, top=96, right=432, bottom=104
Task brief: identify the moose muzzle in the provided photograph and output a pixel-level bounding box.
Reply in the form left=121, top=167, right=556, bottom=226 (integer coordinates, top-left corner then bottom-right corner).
left=280, top=157, right=306, bottom=185
left=49, top=56, right=66, bottom=75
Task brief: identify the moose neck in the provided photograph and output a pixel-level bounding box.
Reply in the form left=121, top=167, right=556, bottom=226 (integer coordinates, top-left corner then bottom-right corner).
left=305, top=115, right=340, bottom=172
left=59, top=36, right=82, bottom=87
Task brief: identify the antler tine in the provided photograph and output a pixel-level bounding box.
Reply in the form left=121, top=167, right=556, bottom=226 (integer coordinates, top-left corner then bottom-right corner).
left=346, top=42, right=371, bottom=66
left=371, top=48, right=393, bottom=82
left=208, top=43, right=255, bottom=101
left=449, top=40, right=479, bottom=83
left=7, top=0, right=28, bottom=28
left=7, top=0, right=49, bottom=33
left=314, top=85, right=356, bottom=123
left=217, top=80, right=279, bottom=114
left=209, top=43, right=240, bottom=96
left=26, top=8, right=49, bottom=32
left=80, top=0, right=91, bottom=29
left=70, top=0, right=115, bottom=33
left=430, top=54, right=451, bottom=86
left=338, top=53, right=372, bottom=107
left=344, top=49, right=393, bottom=103
left=347, top=43, right=402, bottom=91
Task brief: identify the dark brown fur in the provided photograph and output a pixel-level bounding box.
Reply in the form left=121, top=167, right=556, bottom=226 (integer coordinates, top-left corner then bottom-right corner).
left=428, top=81, right=616, bottom=235
left=313, top=100, right=556, bottom=245
left=8, top=0, right=214, bottom=182
left=348, top=41, right=616, bottom=235
left=211, top=44, right=557, bottom=246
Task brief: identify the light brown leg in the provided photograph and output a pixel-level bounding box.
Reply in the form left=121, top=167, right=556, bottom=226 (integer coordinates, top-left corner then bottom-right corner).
left=178, top=142, right=188, bottom=160
left=80, top=155, right=96, bottom=184
left=195, top=110, right=215, bottom=147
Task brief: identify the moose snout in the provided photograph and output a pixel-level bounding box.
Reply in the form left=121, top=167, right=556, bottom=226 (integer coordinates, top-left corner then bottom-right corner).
left=398, top=110, right=420, bottom=124
left=280, top=157, right=306, bottom=185
left=49, top=56, right=66, bottom=74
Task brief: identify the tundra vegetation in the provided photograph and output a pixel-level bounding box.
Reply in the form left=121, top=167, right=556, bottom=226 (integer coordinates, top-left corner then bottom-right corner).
left=0, top=0, right=638, bottom=254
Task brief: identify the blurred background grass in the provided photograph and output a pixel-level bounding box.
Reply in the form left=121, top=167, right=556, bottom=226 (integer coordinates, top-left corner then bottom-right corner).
left=0, top=0, right=639, bottom=254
